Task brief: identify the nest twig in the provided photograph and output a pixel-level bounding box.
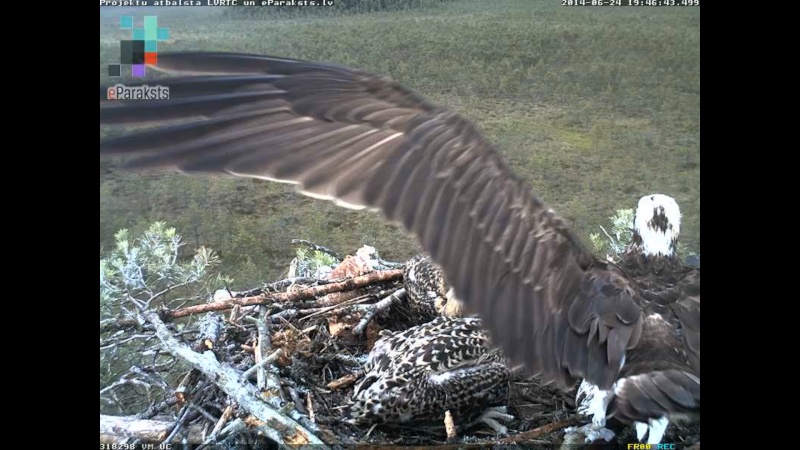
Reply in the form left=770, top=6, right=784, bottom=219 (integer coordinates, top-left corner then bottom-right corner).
left=100, top=242, right=700, bottom=448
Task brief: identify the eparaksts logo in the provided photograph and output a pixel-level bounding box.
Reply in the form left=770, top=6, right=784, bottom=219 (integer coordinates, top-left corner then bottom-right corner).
left=106, top=84, right=170, bottom=100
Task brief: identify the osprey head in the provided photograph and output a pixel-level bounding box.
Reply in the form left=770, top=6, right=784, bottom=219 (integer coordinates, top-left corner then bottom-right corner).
left=631, top=194, right=681, bottom=258
left=436, top=287, right=465, bottom=318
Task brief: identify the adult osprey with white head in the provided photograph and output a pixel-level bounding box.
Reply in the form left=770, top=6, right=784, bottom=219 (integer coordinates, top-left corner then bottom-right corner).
left=99, top=52, right=700, bottom=444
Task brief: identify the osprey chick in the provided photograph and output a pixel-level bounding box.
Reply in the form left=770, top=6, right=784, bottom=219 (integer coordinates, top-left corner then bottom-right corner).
left=348, top=316, right=513, bottom=435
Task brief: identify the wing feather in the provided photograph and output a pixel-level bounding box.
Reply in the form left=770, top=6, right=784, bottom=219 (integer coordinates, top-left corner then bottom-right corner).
left=100, top=52, right=695, bottom=395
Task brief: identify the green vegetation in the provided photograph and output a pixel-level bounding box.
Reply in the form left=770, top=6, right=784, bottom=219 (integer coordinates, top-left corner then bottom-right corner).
left=290, top=247, right=339, bottom=278
left=100, top=0, right=700, bottom=288
left=100, top=222, right=224, bottom=317
left=588, top=208, right=636, bottom=260
left=100, top=223, right=224, bottom=413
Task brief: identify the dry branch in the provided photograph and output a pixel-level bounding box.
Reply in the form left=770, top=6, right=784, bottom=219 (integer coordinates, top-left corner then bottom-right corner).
left=100, top=269, right=403, bottom=333
left=101, top=317, right=139, bottom=333
left=175, top=369, right=201, bottom=405
left=262, top=277, right=322, bottom=292
left=205, top=403, right=235, bottom=444
left=100, top=414, right=206, bottom=444
left=306, top=391, right=315, bottom=423
left=498, top=416, right=581, bottom=444
left=240, top=349, right=283, bottom=382
left=162, top=403, right=192, bottom=443
left=243, top=309, right=282, bottom=396
left=137, top=308, right=328, bottom=448
left=326, top=370, right=363, bottom=390
left=168, top=269, right=402, bottom=319
left=353, top=287, right=405, bottom=336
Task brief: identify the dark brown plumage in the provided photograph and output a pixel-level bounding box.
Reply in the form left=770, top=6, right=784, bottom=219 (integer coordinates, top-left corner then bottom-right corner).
left=348, top=316, right=512, bottom=431
left=99, top=53, right=699, bottom=443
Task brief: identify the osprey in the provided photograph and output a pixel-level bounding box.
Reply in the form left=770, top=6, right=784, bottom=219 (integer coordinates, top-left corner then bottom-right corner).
left=348, top=315, right=513, bottom=434
left=403, top=253, right=464, bottom=322
left=571, top=194, right=700, bottom=444
left=99, top=52, right=700, bottom=444
left=341, top=254, right=513, bottom=435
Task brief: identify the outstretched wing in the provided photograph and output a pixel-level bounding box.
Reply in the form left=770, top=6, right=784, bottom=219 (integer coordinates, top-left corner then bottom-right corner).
left=100, top=52, right=645, bottom=390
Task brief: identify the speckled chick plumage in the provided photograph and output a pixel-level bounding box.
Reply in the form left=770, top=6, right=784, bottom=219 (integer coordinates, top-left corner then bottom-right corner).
left=404, top=254, right=464, bottom=321
left=347, top=315, right=510, bottom=426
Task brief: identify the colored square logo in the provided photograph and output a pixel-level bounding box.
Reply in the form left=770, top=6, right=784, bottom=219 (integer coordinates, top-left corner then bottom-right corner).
left=132, top=65, right=146, bottom=77
left=143, top=16, right=158, bottom=29
left=120, top=15, right=133, bottom=29
left=115, top=15, right=169, bottom=78
left=108, top=64, right=121, bottom=77
left=120, top=40, right=145, bottom=64
left=120, top=40, right=133, bottom=64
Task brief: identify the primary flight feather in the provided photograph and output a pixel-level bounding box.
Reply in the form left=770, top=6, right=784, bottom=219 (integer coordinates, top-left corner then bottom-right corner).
left=100, top=52, right=699, bottom=444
